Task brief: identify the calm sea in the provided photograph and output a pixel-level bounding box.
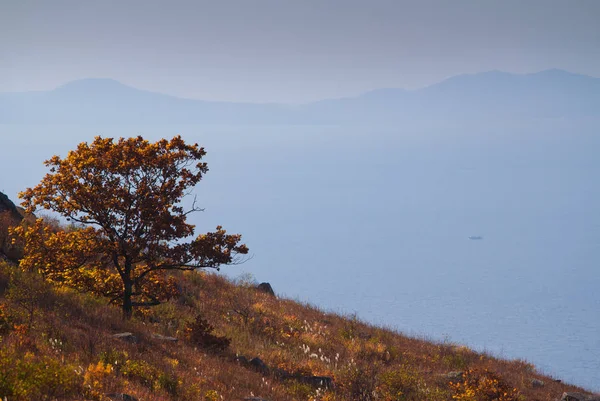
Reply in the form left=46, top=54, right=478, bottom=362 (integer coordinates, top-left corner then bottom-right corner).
left=1, top=121, right=599, bottom=390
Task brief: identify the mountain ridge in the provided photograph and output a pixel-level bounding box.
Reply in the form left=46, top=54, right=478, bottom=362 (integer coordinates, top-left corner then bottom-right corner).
left=1, top=69, right=599, bottom=124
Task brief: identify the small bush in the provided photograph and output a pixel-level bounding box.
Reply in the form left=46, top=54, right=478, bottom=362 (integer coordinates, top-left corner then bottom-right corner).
left=204, top=389, right=221, bottom=401
left=122, top=359, right=159, bottom=389
left=337, top=362, right=379, bottom=401
left=185, top=314, right=231, bottom=351
left=0, top=349, right=82, bottom=401
left=6, top=268, right=55, bottom=329
left=99, top=349, right=129, bottom=373
left=84, top=361, right=118, bottom=399
left=442, top=352, right=470, bottom=371
left=450, top=368, right=521, bottom=401
left=0, top=262, right=10, bottom=295
left=157, top=372, right=179, bottom=395
left=287, top=381, right=314, bottom=399
left=340, top=314, right=360, bottom=340
left=0, top=302, right=11, bottom=335
left=378, top=366, right=426, bottom=400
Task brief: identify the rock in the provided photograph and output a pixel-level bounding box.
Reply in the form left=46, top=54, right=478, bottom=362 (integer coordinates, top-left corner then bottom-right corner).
left=297, top=375, right=334, bottom=389
left=112, top=332, right=138, bottom=343
left=531, top=378, right=544, bottom=388
left=151, top=333, right=178, bottom=342
left=0, top=192, right=22, bottom=219
left=243, top=398, right=270, bottom=401
left=239, top=355, right=333, bottom=390
left=234, top=355, right=249, bottom=366
left=272, top=367, right=291, bottom=379
left=445, top=371, right=464, bottom=383
left=0, top=191, right=25, bottom=262
left=561, top=393, right=600, bottom=401
left=106, top=394, right=139, bottom=401
left=249, top=357, right=269, bottom=374
left=256, top=282, right=275, bottom=296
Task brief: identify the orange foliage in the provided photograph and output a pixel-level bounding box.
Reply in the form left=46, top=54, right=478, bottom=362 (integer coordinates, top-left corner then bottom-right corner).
left=16, top=136, right=248, bottom=318
left=450, top=368, right=521, bottom=401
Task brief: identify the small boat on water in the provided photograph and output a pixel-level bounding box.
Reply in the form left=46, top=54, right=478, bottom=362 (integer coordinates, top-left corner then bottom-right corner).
left=468, top=236, right=483, bottom=240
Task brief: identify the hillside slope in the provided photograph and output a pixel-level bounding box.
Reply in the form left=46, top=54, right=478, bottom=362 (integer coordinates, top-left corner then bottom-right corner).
left=0, top=259, right=595, bottom=401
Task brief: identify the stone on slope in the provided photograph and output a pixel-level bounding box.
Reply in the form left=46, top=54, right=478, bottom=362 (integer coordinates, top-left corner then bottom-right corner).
left=0, top=191, right=25, bottom=262
left=256, top=282, right=275, bottom=297
left=531, top=378, right=545, bottom=388
left=106, top=394, right=138, bottom=401
left=561, top=392, right=600, bottom=401
left=151, top=333, right=178, bottom=342
left=112, top=332, right=138, bottom=343
left=249, top=357, right=269, bottom=374
left=296, top=375, right=334, bottom=389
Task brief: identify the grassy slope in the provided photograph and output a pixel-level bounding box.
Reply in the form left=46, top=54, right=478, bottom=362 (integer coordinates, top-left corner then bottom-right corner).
left=0, top=259, right=592, bottom=401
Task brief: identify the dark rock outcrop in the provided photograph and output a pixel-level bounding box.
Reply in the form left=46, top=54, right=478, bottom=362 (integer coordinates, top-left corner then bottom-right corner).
left=0, top=192, right=22, bottom=219
left=0, top=191, right=25, bottom=262
left=561, top=393, right=600, bottom=401
left=112, top=332, right=138, bottom=343
left=237, top=354, right=334, bottom=389
left=106, top=394, right=139, bottom=401
left=531, top=378, right=544, bottom=388
left=256, top=282, right=275, bottom=297
left=296, top=375, right=334, bottom=389
left=151, top=333, right=178, bottom=342
left=249, top=357, right=269, bottom=374
left=445, top=371, right=464, bottom=383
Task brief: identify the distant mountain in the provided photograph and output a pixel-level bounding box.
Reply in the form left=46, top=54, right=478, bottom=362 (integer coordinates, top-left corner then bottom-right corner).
left=1, top=70, right=599, bottom=124
left=299, top=69, right=600, bottom=123
left=0, top=78, right=297, bottom=124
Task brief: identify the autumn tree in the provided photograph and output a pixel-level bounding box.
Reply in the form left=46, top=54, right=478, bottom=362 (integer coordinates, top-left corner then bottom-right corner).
left=15, top=135, right=248, bottom=319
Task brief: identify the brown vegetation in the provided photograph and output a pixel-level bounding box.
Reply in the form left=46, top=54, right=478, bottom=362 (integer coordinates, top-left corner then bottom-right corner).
left=0, top=258, right=591, bottom=401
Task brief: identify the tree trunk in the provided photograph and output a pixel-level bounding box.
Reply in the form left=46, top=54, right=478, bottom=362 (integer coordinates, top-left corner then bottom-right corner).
left=122, top=278, right=133, bottom=320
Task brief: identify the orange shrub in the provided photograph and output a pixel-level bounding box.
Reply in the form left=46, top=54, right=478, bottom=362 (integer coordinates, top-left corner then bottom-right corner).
left=84, top=361, right=118, bottom=399
left=450, top=368, right=521, bottom=401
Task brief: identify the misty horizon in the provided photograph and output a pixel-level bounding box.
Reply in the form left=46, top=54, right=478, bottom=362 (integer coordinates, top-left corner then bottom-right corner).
left=2, top=0, right=600, bottom=102
left=2, top=68, right=599, bottom=104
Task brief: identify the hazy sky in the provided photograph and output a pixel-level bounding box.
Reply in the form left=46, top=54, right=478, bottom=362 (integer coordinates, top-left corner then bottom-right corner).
left=1, top=0, right=599, bottom=102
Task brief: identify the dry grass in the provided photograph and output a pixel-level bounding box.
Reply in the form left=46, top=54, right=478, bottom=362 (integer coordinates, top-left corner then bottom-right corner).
left=0, top=259, right=592, bottom=401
